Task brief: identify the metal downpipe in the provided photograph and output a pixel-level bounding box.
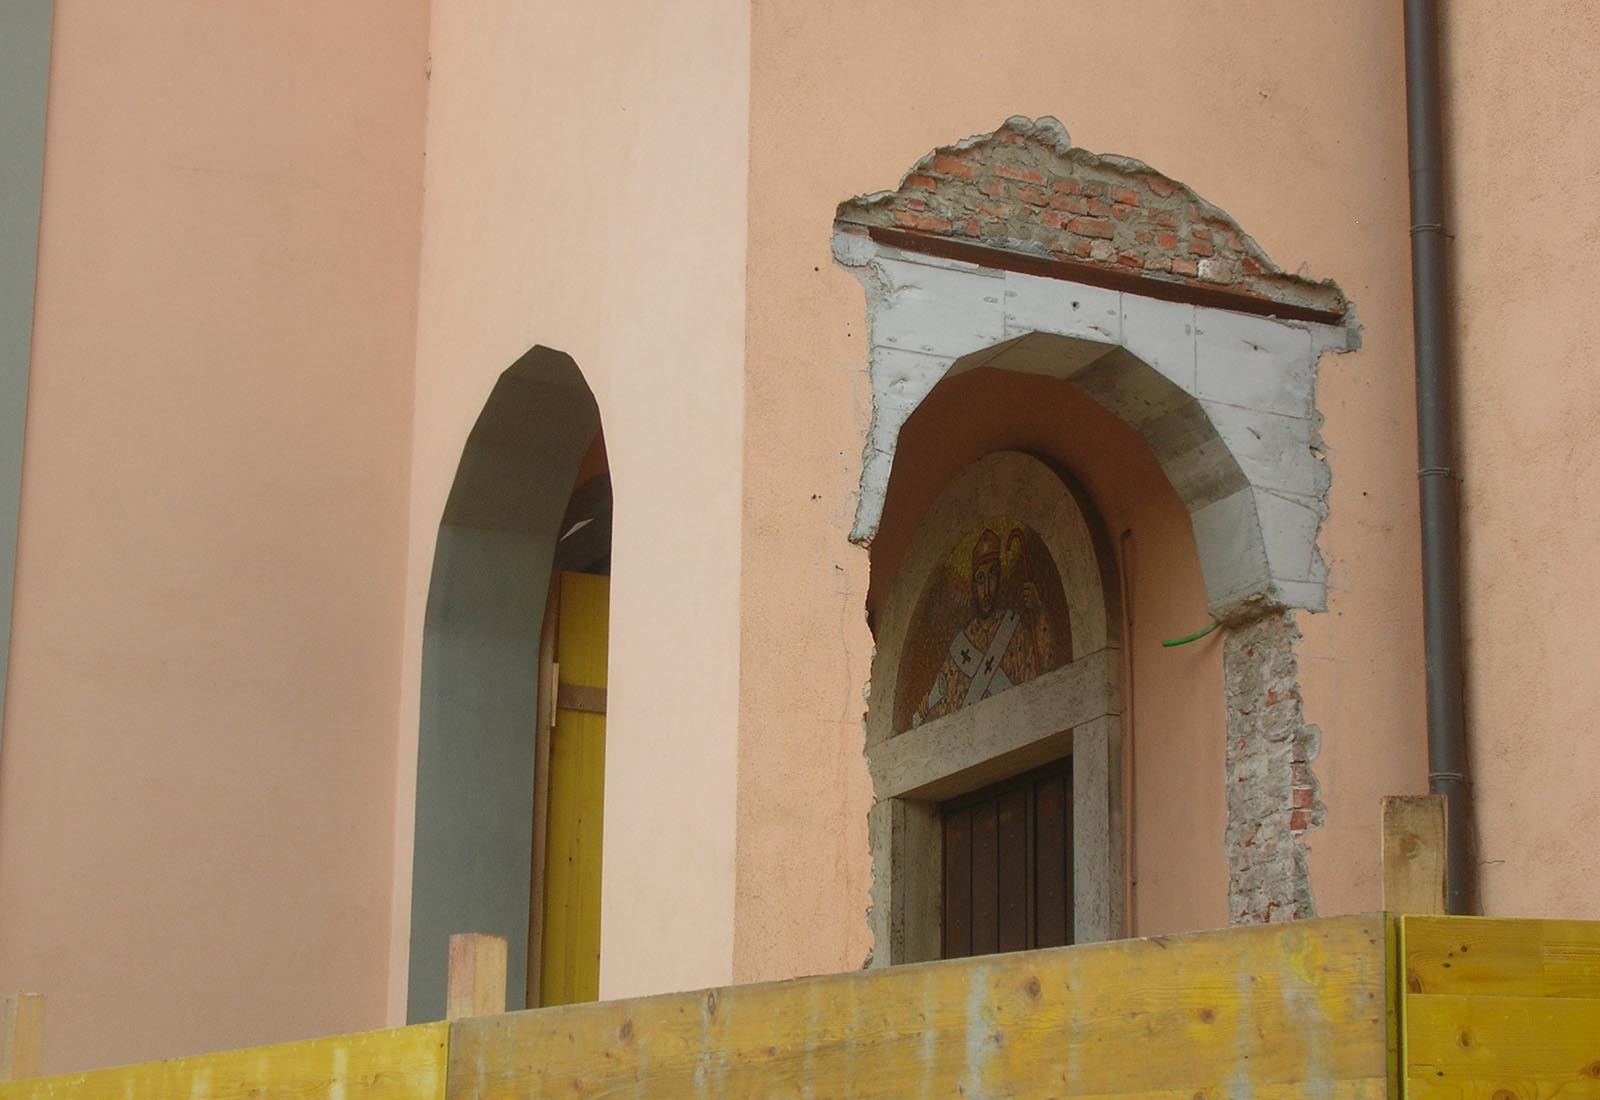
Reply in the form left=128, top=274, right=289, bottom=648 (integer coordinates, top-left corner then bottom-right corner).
left=1402, top=0, right=1476, bottom=914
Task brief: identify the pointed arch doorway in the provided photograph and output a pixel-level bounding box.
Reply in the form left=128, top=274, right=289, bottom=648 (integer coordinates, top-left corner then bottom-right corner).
left=407, top=346, right=613, bottom=1019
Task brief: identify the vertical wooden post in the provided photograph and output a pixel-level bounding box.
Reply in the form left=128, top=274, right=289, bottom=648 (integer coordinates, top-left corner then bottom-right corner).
left=0, top=992, right=45, bottom=1082
left=446, top=933, right=508, bottom=1021
left=1382, top=795, right=1447, bottom=915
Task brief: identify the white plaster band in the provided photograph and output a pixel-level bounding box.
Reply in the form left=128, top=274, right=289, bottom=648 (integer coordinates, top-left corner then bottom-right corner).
left=838, top=238, right=1352, bottom=619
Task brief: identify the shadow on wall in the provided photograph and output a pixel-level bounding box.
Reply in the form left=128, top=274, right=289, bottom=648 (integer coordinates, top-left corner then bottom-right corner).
left=407, top=346, right=603, bottom=1021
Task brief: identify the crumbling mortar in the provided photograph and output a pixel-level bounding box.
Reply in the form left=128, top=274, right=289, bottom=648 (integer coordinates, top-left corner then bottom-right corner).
left=836, top=116, right=1346, bottom=316
left=1223, top=610, right=1325, bottom=924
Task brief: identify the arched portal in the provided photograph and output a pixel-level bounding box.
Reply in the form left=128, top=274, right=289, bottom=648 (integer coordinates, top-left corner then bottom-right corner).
left=839, top=117, right=1357, bottom=933
left=407, top=345, right=611, bottom=1020
left=868, top=449, right=1125, bottom=962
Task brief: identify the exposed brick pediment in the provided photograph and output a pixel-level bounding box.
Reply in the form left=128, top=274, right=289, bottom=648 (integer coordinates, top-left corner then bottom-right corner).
left=836, top=116, right=1344, bottom=317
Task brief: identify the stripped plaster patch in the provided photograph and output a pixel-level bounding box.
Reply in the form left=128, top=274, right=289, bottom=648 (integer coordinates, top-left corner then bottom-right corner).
left=1223, top=612, right=1324, bottom=922
left=836, top=246, right=1352, bottom=624
left=838, top=118, right=1358, bottom=927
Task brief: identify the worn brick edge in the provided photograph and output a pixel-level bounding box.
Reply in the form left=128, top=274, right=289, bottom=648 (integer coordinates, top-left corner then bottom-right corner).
left=835, top=115, right=1346, bottom=317
left=1224, top=613, right=1325, bottom=923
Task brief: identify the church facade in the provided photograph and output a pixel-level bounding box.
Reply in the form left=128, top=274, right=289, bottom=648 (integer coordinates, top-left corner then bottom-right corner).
left=0, top=0, right=1595, bottom=1076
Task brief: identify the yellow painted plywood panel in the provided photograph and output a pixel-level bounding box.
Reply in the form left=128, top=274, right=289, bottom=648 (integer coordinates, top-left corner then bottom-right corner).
left=540, top=711, right=580, bottom=1005
left=574, top=707, right=604, bottom=999
left=0, top=1023, right=447, bottom=1100
left=1405, top=993, right=1600, bottom=1100
left=540, top=712, right=605, bottom=1006
left=456, top=916, right=1394, bottom=1100
left=556, top=572, right=609, bottom=688
left=539, top=572, right=608, bottom=1008
left=1403, top=916, right=1600, bottom=998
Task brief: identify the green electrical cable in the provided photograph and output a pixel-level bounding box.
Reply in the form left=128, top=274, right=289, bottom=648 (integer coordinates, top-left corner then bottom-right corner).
left=1161, top=620, right=1220, bottom=648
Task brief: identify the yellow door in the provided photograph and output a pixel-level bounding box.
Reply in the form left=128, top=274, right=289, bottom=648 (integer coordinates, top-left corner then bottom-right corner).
left=539, top=571, right=608, bottom=1006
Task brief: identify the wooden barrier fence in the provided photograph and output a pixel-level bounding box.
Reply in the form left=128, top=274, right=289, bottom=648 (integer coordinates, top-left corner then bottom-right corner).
left=1400, top=915, right=1600, bottom=1100
left=3, top=912, right=1598, bottom=1100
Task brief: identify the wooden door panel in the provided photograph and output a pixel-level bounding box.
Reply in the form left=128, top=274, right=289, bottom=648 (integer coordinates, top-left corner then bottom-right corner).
left=970, top=801, right=999, bottom=956
left=1033, top=772, right=1071, bottom=948
left=997, top=786, right=1030, bottom=953
left=939, top=758, right=1072, bottom=960
left=942, top=808, right=973, bottom=959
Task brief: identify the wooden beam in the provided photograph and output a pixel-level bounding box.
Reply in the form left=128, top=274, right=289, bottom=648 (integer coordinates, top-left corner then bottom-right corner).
left=1382, top=794, right=1446, bottom=915
left=1406, top=993, right=1600, bottom=1100
left=862, top=226, right=1348, bottom=325
left=448, top=916, right=1393, bottom=1100
left=1401, top=916, right=1600, bottom=1100
left=0, top=1022, right=446, bottom=1100
left=555, top=682, right=606, bottom=715
left=0, top=993, right=44, bottom=1082
left=1401, top=914, right=1600, bottom=998
left=446, top=933, right=507, bottom=1021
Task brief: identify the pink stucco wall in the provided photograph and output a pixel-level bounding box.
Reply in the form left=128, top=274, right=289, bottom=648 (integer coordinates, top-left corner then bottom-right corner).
left=388, top=1, right=751, bottom=1016
left=0, top=3, right=429, bottom=1073
left=736, top=0, right=1425, bottom=983
left=2, top=0, right=1596, bottom=1079
left=1446, top=1, right=1600, bottom=916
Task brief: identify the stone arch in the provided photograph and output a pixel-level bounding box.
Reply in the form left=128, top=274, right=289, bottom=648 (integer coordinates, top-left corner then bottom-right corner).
left=406, top=345, right=606, bottom=1020
left=835, top=117, right=1356, bottom=621
left=867, top=451, right=1126, bottom=960
left=837, top=117, right=1355, bottom=928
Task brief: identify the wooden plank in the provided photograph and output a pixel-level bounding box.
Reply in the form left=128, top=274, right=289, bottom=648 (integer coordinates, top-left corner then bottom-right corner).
left=941, top=807, right=971, bottom=959
left=1404, top=992, right=1600, bottom=1100
left=0, top=1023, right=448, bottom=1100
left=447, top=933, right=508, bottom=1021
left=555, top=682, right=607, bottom=715
left=0, top=994, right=43, bottom=1082
left=573, top=702, right=605, bottom=1002
left=449, top=915, right=1393, bottom=1100
left=1400, top=917, right=1600, bottom=1100
left=538, top=571, right=608, bottom=1007
left=1383, top=796, right=1446, bottom=916
left=539, top=712, right=607, bottom=1005
left=1034, top=775, right=1068, bottom=949
left=541, top=710, right=581, bottom=1003
left=1403, top=915, right=1600, bottom=997
left=970, top=800, right=999, bottom=956
left=861, top=226, right=1349, bottom=325
left=565, top=570, right=607, bottom=1008
left=996, top=785, right=1028, bottom=953
left=556, top=572, right=609, bottom=689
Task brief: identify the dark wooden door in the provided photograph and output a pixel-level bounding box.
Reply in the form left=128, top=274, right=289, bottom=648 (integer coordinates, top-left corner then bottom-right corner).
left=940, top=758, right=1073, bottom=959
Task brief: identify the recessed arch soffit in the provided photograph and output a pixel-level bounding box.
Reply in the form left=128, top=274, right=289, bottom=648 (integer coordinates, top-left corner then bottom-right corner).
left=833, top=116, right=1360, bottom=622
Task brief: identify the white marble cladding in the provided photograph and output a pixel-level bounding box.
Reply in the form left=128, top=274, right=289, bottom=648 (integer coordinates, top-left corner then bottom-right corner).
left=841, top=239, right=1353, bottom=619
